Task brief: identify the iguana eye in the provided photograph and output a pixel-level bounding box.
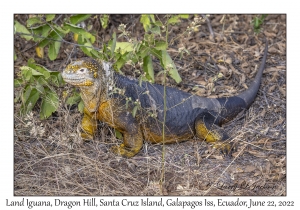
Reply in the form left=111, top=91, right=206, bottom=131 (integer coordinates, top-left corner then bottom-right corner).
left=79, top=68, right=85, bottom=72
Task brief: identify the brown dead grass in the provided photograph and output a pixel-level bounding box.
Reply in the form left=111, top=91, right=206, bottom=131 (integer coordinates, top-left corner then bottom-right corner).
left=14, top=14, right=286, bottom=196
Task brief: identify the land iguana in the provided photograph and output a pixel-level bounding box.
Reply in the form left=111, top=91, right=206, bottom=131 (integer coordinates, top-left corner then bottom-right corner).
left=62, top=42, right=268, bottom=158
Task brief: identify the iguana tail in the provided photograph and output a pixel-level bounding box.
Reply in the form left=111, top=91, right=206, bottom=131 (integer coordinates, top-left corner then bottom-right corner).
left=237, top=41, right=268, bottom=107
left=216, top=41, right=268, bottom=124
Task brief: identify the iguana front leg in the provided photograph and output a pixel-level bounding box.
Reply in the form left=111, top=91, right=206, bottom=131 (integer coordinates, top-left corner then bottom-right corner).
left=81, top=108, right=97, bottom=140
left=195, top=113, right=234, bottom=155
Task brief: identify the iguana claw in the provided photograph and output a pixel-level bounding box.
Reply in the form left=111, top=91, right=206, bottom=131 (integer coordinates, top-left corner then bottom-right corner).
left=213, top=141, right=236, bottom=156
left=81, top=133, right=93, bottom=141
left=110, top=144, right=137, bottom=158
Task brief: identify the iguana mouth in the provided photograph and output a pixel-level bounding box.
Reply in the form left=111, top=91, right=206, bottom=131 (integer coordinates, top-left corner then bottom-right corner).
left=62, top=72, right=93, bottom=86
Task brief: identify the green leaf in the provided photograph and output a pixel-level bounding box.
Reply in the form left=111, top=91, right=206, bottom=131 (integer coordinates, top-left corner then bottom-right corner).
left=27, top=58, right=36, bottom=68
left=51, top=74, right=59, bottom=86
left=31, top=24, right=50, bottom=33
left=20, top=66, right=44, bottom=76
left=27, top=17, right=43, bottom=27
left=14, top=79, right=23, bottom=87
left=37, top=77, right=48, bottom=86
left=49, top=72, right=64, bottom=87
left=25, top=88, right=40, bottom=113
left=149, top=25, right=160, bottom=34
left=252, top=17, right=259, bottom=28
left=38, top=30, right=58, bottom=48
left=34, top=64, right=51, bottom=79
left=31, top=24, right=51, bottom=42
left=161, top=50, right=182, bottom=83
left=114, top=57, right=126, bottom=71
left=125, top=99, right=129, bottom=109
left=21, top=87, right=40, bottom=114
left=143, top=55, right=154, bottom=82
left=45, top=14, right=55, bottom=21
left=179, top=14, right=189, bottom=19
left=14, top=21, right=32, bottom=40
left=20, top=66, right=44, bottom=81
left=36, top=82, right=45, bottom=94
left=84, top=41, right=94, bottom=52
left=154, top=21, right=163, bottom=27
left=100, top=14, right=109, bottom=29
left=78, top=35, right=92, bottom=57
left=70, top=14, right=92, bottom=25
left=53, top=24, right=69, bottom=34
left=133, top=42, right=141, bottom=52
left=48, top=41, right=61, bottom=60
left=40, top=88, right=59, bottom=119
left=22, top=85, right=32, bottom=104
left=139, top=76, right=143, bottom=86
left=66, top=94, right=81, bottom=106
left=27, top=59, right=52, bottom=80
left=155, top=41, right=167, bottom=50
left=56, top=72, right=64, bottom=86
left=48, top=42, right=56, bottom=60
left=90, top=49, right=101, bottom=58
left=140, top=15, right=151, bottom=31
left=78, top=100, right=84, bottom=113
left=111, top=32, right=116, bottom=56
left=132, top=105, right=138, bottom=117
left=28, top=67, right=43, bottom=76
left=137, top=44, right=150, bottom=59
left=167, top=16, right=180, bottom=25
left=149, top=15, right=155, bottom=22
left=114, top=42, right=134, bottom=54
left=261, top=14, right=268, bottom=21
left=64, top=23, right=95, bottom=43
left=38, top=30, right=63, bottom=48
left=14, top=91, right=22, bottom=103
left=144, top=34, right=154, bottom=45
left=115, top=129, right=123, bottom=140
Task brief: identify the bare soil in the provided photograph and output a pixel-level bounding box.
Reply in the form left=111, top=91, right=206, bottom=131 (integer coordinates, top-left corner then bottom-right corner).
left=14, top=14, right=286, bottom=196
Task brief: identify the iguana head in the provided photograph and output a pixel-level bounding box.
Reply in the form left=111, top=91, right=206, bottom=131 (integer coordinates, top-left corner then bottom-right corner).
left=62, top=58, right=113, bottom=112
left=62, top=58, right=101, bottom=87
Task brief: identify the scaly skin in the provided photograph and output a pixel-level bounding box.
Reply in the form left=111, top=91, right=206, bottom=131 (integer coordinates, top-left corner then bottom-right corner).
left=62, top=42, right=268, bottom=157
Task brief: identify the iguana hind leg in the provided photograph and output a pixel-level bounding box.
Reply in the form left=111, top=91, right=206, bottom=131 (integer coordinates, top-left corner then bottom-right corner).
left=110, top=128, right=143, bottom=158
left=195, top=113, right=234, bottom=155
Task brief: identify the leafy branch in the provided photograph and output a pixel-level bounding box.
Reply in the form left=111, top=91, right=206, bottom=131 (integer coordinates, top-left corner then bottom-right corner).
left=14, top=14, right=196, bottom=125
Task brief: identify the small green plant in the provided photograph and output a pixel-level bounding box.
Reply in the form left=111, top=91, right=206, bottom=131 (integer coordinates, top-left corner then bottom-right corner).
left=252, top=14, right=267, bottom=33
left=104, top=14, right=189, bottom=84
left=14, top=14, right=100, bottom=60
left=14, top=15, right=192, bottom=119
left=14, top=58, right=64, bottom=119
left=14, top=14, right=194, bottom=121
left=64, top=90, right=84, bottom=113
left=14, top=15, right=109, bottom=119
